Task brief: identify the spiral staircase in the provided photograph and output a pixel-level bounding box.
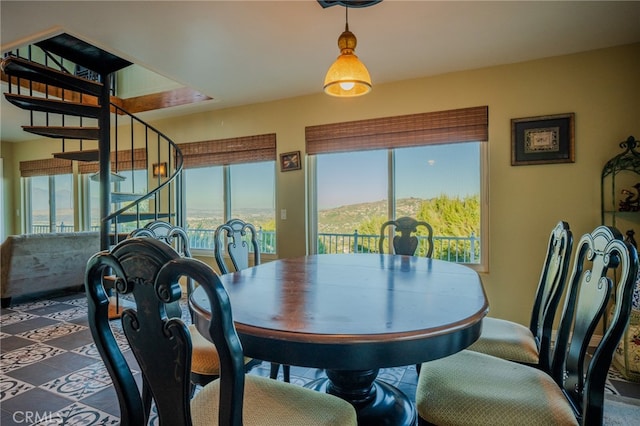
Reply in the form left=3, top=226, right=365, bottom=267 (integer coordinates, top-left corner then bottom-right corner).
left=1, top=33, right=184, bottom=250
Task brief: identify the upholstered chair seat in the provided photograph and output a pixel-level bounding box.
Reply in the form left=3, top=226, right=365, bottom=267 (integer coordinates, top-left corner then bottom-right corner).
left=466, top=317, right=538, bottom=364
left=191, top=374, right=357, bottom=425
left=189, top=324, right=253, bottom=377
left=416, top=350, right=578, bottom=426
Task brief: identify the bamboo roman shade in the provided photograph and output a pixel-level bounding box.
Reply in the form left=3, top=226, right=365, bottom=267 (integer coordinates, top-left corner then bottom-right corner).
left=179, top=133, right=276, bottom=168
left=20, top=158, right=72, bottom=177
left=306, top=106, right=488, bottom=155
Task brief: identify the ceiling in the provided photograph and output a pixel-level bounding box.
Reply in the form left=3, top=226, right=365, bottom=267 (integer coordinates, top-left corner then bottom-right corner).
left=2, top=1, right=640, bottom=143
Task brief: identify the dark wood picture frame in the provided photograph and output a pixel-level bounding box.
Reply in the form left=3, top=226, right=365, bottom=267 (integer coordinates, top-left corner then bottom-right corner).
left=511, top=113, right=575, bottom=166
left=280, top=151, right=301, bottom=171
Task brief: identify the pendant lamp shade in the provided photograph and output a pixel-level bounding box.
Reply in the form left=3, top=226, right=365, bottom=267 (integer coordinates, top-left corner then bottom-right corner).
left=323, top=23, right=372, bottom=97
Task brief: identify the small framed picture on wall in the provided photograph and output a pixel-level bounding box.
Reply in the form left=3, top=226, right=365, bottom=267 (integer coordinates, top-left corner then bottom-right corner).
left=280, top=151, right=301, bottom=172
left=511, top=113, right=575, bottom=166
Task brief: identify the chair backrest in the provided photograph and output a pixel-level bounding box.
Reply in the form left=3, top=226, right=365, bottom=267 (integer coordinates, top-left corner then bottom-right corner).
left=85, top=237, right=248, bottom=425
left=550, top=225, right=638, bottom=425
left=379, top=216, right=434, bottom=257
left=129, top=220, right=193, bottom=320
left=528, top=220, right=573, bottom=371
left=214, top=219, right=260, bottom=274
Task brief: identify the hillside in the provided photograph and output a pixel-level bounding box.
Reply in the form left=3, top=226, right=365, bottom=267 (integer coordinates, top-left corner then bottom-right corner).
left=318, top=198, right=426, bottom=234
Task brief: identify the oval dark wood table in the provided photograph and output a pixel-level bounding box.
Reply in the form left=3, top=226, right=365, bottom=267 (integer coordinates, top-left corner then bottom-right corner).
left=190, top=254, right=488, bottom=425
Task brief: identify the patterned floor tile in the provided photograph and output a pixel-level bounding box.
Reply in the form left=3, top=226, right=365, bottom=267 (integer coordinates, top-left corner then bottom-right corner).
left=64, top=297, right=88, bottom=307
left=45, top=307, right=88, bottom=322
left=0, top=343, right=66, bottom=374
left=378, top=366, right=407, bottom=384
left=1, top=317, right=60, bottom=335
left=70, top=343, right=102, bottom=359
left=1, top=311, right=37, bottom=326
left=32, top=401, right=119, bottom=426
left=0, top=375, right=35, bottom=401
left=17, top=322, right=87, bottom=343
left=9, top=300, right=60, bottom=312
left=39, top=364, right=113, bottom=402
left=0, top=335, right=36, bottom=353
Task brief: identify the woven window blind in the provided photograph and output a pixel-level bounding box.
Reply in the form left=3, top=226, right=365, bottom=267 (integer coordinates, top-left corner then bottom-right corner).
left=20, top=158, right=72, bottom=177
left=179, top=133, right=276, bottom=168
left=77, top=148, right=148, bottom=174
left=306, top=106, right=488, bottom=155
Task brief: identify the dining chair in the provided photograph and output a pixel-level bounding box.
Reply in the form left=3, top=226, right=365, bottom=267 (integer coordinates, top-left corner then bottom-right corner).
left=214, top=218, right=290, bottom=382
left=130, top=220, right=256, bottom=395
left=466, top=220, right=573, bottom=371
left=85, top=237, right=357, bottom=425
left=379, top=216, right=434, bottom=257
left=415, top=225, right=638, bottom=426
left=380, top=216, right=435, bottom=373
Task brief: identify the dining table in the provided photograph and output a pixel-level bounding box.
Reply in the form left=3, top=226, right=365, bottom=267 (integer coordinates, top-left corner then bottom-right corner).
left=190, top=253, right=488, bottom=425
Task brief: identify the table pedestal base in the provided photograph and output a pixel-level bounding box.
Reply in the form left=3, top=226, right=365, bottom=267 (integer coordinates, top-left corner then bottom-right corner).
left=306, top=369, right=416, bottom=426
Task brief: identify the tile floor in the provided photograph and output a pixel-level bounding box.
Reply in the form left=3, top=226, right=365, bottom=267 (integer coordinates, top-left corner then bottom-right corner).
left=1, top=289, right=638, bottom=425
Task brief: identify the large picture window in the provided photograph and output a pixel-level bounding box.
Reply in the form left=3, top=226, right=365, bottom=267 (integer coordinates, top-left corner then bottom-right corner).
left=307, top=106, right=488, bottom=271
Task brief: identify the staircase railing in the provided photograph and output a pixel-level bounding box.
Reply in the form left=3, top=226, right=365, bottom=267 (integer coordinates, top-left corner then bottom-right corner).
left=106, top=102, right=184, bottom=238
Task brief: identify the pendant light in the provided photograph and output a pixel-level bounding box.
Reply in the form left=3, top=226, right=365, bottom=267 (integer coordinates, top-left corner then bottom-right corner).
left=323, top=5, right=372, bottom=97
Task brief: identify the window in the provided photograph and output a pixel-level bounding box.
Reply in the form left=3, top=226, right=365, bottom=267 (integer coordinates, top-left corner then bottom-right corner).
left=25, top=174, right=75, bottom=233
left=307, top=106, right=488, bottom=270
left=183, top=162, right=275, bottom=253
left=20, top=157, right=75, bottom=234
left=179, top=133, right=277, bottom=254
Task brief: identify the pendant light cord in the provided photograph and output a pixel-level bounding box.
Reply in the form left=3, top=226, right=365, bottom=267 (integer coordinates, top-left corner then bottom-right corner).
left=345, top=4, right=349, bottom=30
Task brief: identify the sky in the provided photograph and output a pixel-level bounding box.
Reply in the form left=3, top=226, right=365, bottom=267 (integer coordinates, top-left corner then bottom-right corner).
left=317, top=142, right=481, bottom=209
left=33, top=142, right=481, bottom=216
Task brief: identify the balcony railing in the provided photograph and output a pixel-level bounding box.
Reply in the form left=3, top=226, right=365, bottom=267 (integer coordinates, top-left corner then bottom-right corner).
left=316, top=230, right=480, bottom=263
left=30, top=225, right=480, bottom=264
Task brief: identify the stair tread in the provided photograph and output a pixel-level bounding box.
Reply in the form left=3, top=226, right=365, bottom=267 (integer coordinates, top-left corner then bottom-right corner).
left=111, top=192, right=143, bottom=202
left=5, top=93, right=101, bottom=118
left=113, top=213, right=175, bottom=223
left=23, top=126, right=99, bottom=140
left=2, top=56, right=103, bottom=97
left=53, top=150, right=100, bottom=162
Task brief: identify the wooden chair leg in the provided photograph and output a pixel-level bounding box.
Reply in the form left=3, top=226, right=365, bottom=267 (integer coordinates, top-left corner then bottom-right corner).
left=283, top=365, right=290, bottom=383
left=270, top=363, right=281, bottom=379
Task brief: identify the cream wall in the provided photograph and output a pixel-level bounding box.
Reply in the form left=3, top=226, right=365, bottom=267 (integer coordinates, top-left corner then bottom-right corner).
left=2, top=43, right=639, bottom=325
left=0, top=142, right=16, bottom=240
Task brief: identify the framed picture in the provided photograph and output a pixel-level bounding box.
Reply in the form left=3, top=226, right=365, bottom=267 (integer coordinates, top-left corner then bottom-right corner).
left=511, top=113, right=575, bottom=166
left=280, top=151, right=301, bottom=172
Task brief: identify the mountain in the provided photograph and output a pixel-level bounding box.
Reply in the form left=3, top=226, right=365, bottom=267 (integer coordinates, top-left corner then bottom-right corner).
left=318, top=198, right=425, bottom=234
